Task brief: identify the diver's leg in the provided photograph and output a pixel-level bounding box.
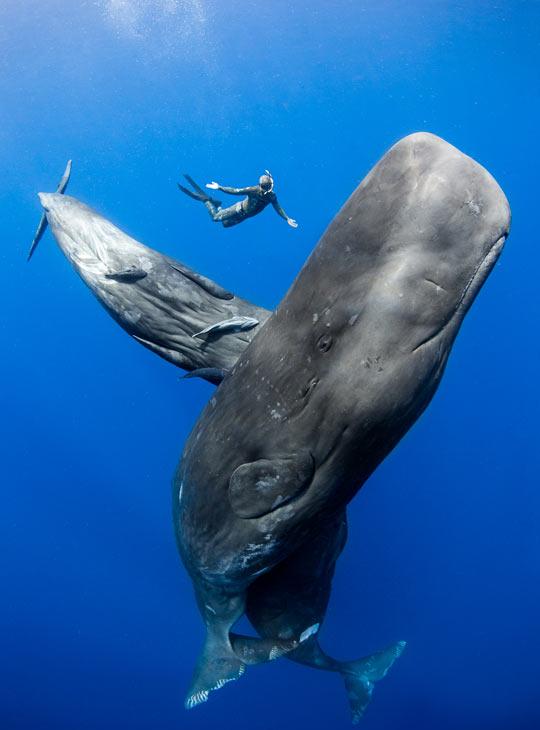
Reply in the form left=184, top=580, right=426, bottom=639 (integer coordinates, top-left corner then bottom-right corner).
left=205, top=201, right=245, bottom=227
left=203, top=200, right=223, bottom=220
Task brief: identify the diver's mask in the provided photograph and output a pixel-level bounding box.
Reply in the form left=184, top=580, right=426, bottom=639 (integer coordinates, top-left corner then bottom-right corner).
left=259, top=170, right=274, bottom=194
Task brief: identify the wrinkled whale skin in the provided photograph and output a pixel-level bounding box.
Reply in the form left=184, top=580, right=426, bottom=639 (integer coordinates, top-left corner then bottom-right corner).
left=176, top=131, right=510, bottom=604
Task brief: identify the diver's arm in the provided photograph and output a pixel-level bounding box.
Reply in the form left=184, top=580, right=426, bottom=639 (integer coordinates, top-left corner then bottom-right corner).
left=272, top=198, right=298, bottom=228
left=207, top=182, right=257, bottom=195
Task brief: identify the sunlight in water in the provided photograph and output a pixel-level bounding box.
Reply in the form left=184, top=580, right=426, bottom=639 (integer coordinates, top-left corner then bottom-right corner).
left=100, top=0, right=207, bottom=43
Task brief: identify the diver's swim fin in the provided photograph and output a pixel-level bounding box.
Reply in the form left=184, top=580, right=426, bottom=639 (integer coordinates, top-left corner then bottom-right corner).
left=341, top=641, right=406, bottom=724
left=28, top=159, right=72, bottom=262
left=177, top=183, right=206, bottom=201
left=178, top=174, right=221, bottom=207
left=177, top=182, right=221, bottom=207
left=183, top=173, right=207, bottom=196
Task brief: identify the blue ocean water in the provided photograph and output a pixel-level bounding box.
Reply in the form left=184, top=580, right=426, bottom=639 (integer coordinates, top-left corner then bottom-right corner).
left=2, top=1, right=539, bottom=728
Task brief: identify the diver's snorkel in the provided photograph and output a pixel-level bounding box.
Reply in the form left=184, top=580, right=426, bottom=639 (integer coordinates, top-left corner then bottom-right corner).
left=260, top=170, right=274, bottom=195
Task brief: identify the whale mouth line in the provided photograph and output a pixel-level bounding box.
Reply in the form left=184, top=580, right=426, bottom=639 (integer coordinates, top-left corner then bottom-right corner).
left=412, top=233, right=507, bottom=353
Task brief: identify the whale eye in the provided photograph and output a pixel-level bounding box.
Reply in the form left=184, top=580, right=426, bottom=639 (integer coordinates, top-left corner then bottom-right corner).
left=317, top=333, right=333, bottom=353
left=299, top=377, right=319, bottom=400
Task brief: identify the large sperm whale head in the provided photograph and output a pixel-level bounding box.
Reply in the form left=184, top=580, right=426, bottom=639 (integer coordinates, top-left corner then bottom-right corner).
left=325, top=133, right=511, bottom=365
left=174, top=133, right=512, bottom=556
left=37, top=192, right=147, bottom=284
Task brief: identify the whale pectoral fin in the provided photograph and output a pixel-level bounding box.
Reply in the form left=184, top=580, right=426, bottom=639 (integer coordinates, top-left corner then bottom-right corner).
left=229, top=451, right=314, bottom=519
left=181, top=367, right=228, bottom=385
left=104, top=268, right=147, bottom=282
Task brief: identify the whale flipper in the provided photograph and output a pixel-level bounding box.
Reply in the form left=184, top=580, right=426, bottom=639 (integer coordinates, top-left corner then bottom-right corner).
left=104, top=268, right=148, bottom=282
left=181, top=368, right=228, bottom=385
left=229, top=451, right=314, bottom=519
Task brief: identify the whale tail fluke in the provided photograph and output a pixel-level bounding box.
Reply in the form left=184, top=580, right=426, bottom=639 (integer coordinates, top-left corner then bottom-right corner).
left=184, top=633, right=246, bottom=710
left=340, top=641, right=406, bottom=724
left=186, top=624, right=318, bottom=709
left=28, top=159, right=72, bottom=262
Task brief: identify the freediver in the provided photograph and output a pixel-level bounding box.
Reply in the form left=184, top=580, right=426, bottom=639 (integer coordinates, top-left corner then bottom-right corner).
left=178, top=171, right=298, bottom=228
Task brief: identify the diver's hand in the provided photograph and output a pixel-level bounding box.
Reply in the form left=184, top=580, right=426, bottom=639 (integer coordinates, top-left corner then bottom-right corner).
left=206, top=182, right=220, bottom=190
left=287, top=218, right=298, bottom=228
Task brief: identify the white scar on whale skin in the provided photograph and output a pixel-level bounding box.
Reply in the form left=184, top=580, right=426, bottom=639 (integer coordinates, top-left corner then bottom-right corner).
left=300, top=623, right=320, bottom=642
left=238, top=540, right=278, bottom=570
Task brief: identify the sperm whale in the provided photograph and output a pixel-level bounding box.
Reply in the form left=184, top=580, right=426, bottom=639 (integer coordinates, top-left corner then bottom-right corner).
left=32, top=133, right=510, bottom=721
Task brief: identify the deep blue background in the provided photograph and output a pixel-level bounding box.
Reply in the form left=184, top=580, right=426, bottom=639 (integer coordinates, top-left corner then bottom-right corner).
left=2, top=1, right=539, bottom=728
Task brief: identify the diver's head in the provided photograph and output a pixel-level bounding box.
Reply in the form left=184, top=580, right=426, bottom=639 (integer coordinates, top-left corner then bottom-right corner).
left=259, top=173, right=274, bottom=193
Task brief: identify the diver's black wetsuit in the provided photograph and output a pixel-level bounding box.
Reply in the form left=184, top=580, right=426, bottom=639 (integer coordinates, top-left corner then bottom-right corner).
left=179, top=174, right=296, bottom=228
left=204, top=185, right=289, bottom=227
